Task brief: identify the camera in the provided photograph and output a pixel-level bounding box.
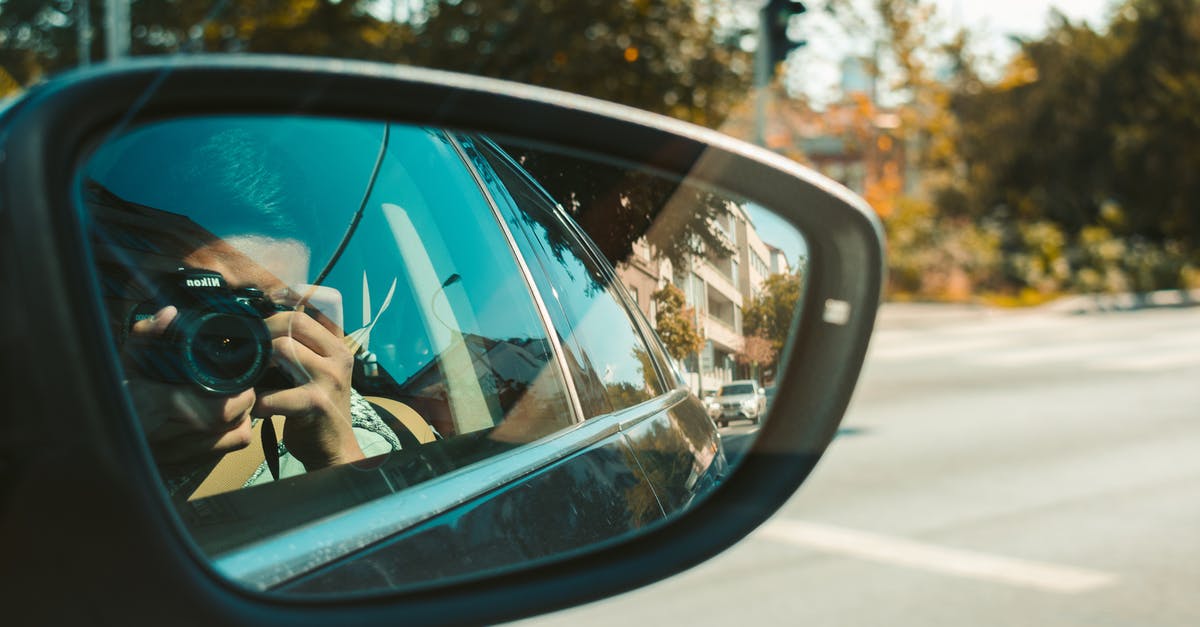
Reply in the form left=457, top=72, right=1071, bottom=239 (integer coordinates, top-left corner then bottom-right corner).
left=124, top=268, right=292, bottom=395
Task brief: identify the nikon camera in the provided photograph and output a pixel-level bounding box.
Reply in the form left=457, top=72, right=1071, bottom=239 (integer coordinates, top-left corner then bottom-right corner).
left=124, top=268, right=292, bottom=395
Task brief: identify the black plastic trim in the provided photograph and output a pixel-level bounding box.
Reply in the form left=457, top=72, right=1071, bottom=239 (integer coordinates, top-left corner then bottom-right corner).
left=0, top=55, right=883, bottom=626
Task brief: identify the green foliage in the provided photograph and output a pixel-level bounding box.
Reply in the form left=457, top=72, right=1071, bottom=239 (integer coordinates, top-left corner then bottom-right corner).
left=601, top=346, right=661, bottom=413
left=9, top=1, right=1198, bottom=298
left=944, top=0, right=1200, bottom=293
left=0, top=0, right=83, bottom=88
left=871, top=0, right=1200, bottom=299
left=504, top=146, right=735, bottom=270
left=1, top=1, right=753, bottom=125
left=743, top=272, right=801, bottom=355
left=618, top=421, right=695, bottom=527
left=1004, top=221, right=1071, bottom=294
left=398, top=0, right=753, bottom=127
left=734, top=334, right=775, bottom=384
left=1072, top=226, right=1193, bottom=293
left=652, top=283, right=704, bottom=361
left=884, top=196, right=1003, bottom=299
left=0, top=1, right=744, bottom=269
left=406, top=2, right=750, bottom=267
left=0, top=0, right=393, bottom=91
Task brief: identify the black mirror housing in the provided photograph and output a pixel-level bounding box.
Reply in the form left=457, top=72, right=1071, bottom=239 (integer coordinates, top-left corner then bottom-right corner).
left=0, top=56, right=883, bottom=625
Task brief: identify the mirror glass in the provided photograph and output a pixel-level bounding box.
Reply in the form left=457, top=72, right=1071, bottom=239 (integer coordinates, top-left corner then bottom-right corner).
left=75, top=114, right=807, bottom=595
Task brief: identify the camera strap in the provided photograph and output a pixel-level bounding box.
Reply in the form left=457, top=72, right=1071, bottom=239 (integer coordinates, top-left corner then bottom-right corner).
left=261, top=416, right=282, bottom=481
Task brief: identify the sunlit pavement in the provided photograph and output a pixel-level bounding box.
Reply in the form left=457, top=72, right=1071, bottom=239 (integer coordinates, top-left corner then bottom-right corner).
left=521, top=302, right=1200, bottom=627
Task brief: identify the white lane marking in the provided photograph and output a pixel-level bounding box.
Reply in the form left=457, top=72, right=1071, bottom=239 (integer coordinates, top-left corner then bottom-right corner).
left=1092, top=352, right=1200, bottom=372
left=757, top=520, right=1117, bottom=594
left=870, top=336, right=1010, bottom=361
left=970, top=341, right=1135, bottom=367
left=971, top=332, right=1200, bottom=368
left=937, top=316, right=1074, bottom=336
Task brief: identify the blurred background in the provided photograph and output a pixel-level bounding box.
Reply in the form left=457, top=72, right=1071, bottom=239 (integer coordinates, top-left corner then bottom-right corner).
left=4, top=1, right=1197, bottom=624
left=4, top=0, right=1198, bottom=304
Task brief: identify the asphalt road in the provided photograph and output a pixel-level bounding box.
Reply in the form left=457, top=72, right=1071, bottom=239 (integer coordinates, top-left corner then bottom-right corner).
left=522, top=303, right=1200, bottom=626
left=716, top=419, right=760, bottom=463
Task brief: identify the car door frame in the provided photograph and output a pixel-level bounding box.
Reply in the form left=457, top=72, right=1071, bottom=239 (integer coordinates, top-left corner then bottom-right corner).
left=457, top=133, right=726, bottom=516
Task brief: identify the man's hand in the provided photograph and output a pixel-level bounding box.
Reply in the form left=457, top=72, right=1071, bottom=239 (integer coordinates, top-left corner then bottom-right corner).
left=255, top=307, right=363, bottom=470
left=125, top=306, right=257, bottom=464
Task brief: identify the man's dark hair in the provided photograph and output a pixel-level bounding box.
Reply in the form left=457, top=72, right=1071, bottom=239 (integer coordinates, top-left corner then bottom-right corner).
left=85, top=119, right=318, bottom=246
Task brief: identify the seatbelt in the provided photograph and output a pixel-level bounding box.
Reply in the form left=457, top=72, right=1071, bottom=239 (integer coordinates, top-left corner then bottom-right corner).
left=260, top=416, right=281, bottom=482
left=185, top=398, right=429, bottom=501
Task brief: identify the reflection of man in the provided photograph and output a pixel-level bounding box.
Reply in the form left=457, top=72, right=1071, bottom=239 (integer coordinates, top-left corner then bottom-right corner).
left=120, top=231, right=401, bottom=498
left=85, top=122, right=402, bottom=499
left=122, top=234, right=400, bottom=498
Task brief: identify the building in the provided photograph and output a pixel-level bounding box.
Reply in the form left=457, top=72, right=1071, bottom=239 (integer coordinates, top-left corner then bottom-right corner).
left=616, top=202, right=795, bottom=395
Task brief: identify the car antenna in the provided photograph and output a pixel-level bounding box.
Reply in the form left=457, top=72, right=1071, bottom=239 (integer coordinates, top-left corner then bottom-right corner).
left=311, top=122, right=391, bottom=288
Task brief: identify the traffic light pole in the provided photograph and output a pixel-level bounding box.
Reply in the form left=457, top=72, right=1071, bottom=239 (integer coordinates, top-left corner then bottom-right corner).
left=755, top=0, right=806, bottom=148
left=754, top=7, right=771, bottom=147
left=105, top=0, right=129, bottom=60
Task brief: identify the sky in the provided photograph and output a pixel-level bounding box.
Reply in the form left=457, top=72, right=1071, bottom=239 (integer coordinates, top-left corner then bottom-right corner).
left=747, top=203, right=809, bottom=269
left=784, top=0, right=1117, bottom=104
left=940, top=0, right=1115, bottom=64
left=743, top=1, right=1115, bottom=265
left=946, top=0, right=1113, bottom=37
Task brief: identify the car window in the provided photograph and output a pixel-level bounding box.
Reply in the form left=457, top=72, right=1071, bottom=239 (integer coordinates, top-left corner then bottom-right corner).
left=464, top=137, right=669, bottom=416
left=720, top=384, right=755, bottom=395
left=78, top=115, right=578, bottom=553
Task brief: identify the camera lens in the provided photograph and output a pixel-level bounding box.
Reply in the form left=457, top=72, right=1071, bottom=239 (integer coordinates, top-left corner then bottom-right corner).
left=182, top=312, right=271, bottom=394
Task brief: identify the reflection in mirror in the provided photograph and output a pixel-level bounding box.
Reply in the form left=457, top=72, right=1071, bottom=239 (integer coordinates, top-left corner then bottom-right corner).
left=75, top=115, right=806, bottom=595
left=489, top=139, right=807, bottom=469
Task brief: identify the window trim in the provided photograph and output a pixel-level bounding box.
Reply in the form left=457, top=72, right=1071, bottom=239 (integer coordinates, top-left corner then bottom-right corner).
left=213, top=388, right=689, bottom=590
left=469, top=137, right=675, bottom=399
left=442, top=132, right=587, bottom=427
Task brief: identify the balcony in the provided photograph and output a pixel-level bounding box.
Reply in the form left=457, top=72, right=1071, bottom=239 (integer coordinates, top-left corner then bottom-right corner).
left=704, top=317, right=742, bottom=353
left=695, top=262, right=740, bottom=304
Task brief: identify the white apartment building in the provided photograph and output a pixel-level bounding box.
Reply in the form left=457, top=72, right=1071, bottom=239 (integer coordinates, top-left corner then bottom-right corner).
left=618, top=202, right=792, bottom=396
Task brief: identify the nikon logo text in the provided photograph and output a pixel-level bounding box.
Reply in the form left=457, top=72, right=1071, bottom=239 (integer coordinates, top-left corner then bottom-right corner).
left=185, top=277, right=221, bottom=288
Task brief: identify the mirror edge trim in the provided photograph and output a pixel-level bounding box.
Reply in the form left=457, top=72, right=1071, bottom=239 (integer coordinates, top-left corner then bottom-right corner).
left=0, top=56, right=884, bottom=625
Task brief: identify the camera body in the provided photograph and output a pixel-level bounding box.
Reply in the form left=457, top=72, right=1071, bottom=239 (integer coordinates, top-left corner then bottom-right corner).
left=125, top=268, right=291, bottom=395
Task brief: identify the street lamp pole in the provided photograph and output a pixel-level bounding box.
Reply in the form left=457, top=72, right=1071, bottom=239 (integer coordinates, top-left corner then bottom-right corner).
left=76, top=0, right=92, bottom=66
left=105, top=0, right=130, bottom=60
left=754, top=7, right=771, bottom=147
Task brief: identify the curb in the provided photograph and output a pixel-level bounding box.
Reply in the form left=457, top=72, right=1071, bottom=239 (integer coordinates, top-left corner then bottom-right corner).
left=874, top=303, right=1005, bottom=330
left=1041, top=289, right=1200, bottom=315
left=876, top=289, right=1200, bottom=329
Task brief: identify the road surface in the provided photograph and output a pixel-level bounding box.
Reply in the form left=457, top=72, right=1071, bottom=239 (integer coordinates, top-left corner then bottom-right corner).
left=522, top=303, right=1200, bottom=626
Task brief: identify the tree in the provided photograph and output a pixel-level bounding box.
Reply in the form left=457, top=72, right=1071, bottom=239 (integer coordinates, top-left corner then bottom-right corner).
left=743, top=272, right=801, bottom=355
left=946, top=0, right=1200, bottom=293
left=3, top=1, right=755, bottom=127
left=823, top=0, right=1200, bottom=298
left=0, top=0, right=88, bottom=90
left=651, top=283, right=704, bottom=361
left=505, top=146, right=736, bottom=270
left=420, top=0, right=750, bottom=269
left=0, top=0, right=393, bottom=95
left=734, top=333, right=776, bottom=382
left=400, top=0, right=753, bottom=128
left=1, top=1, right=747, bottom=269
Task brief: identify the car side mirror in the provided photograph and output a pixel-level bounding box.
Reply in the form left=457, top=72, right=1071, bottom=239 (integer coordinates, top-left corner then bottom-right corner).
left=0, top=57, right=883, bottom=624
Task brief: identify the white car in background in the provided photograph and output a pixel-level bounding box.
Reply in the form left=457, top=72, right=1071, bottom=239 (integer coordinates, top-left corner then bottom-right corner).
left=715, top=380, right=766, bottom=427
